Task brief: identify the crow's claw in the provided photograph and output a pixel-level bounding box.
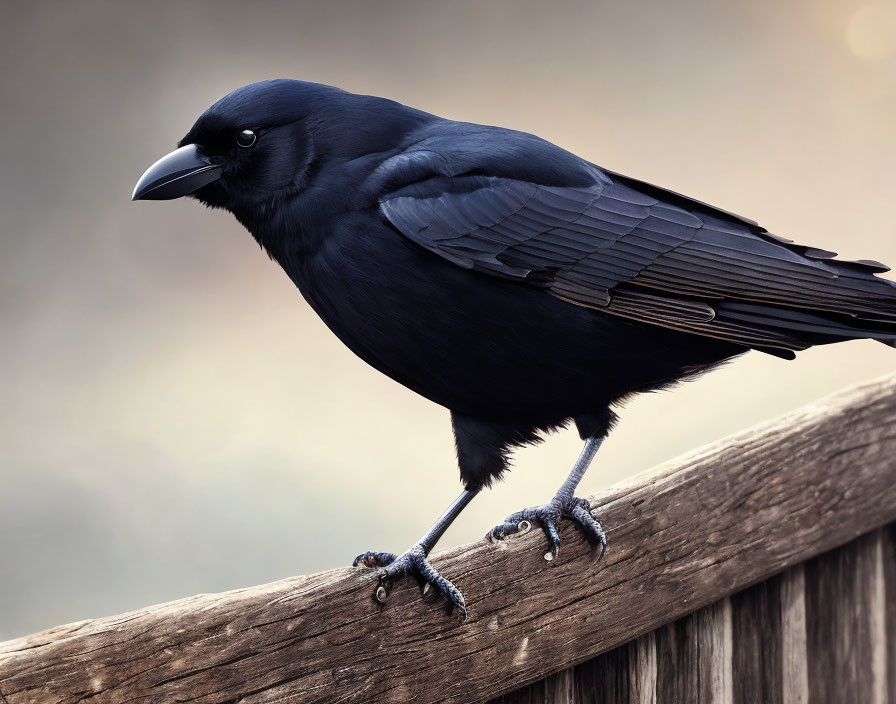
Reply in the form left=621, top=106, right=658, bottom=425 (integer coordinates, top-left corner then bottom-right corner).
left=488, top=495, right=607, bottom=560
left=353, top=544, right=467, bottom=618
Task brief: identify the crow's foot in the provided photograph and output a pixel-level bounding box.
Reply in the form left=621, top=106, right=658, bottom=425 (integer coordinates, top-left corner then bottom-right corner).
left=353, top=544, right=467, bottom=617
left=487, top=495, right=606, bottom=560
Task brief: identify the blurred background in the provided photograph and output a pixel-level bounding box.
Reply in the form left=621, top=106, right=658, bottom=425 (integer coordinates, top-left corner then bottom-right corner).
left=2, top=0, right=895, bottom=640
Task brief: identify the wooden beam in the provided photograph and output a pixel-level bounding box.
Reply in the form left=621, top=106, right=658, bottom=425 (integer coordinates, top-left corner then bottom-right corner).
left=493, top=525, right=896, bottom=703
left=2, top=374, right=896, bottom=704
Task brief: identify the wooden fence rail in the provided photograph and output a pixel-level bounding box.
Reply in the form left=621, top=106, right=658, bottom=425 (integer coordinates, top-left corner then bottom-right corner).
left=491, top=524, right=896, bottom=703
left=2, top=374, right=896, bottom=703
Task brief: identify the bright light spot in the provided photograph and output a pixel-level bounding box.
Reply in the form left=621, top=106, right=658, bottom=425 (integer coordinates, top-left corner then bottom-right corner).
left=846, top=3, right=896, bottom=60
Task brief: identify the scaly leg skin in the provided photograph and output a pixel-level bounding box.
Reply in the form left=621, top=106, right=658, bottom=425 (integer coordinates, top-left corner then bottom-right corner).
left=488, top=436, right=607, bottom=560
left=353, top=489, right=478, bottom=617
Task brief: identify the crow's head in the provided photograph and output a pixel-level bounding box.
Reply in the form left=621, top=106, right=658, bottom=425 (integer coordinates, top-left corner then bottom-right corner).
left=132, top=79, right=422, bottom=215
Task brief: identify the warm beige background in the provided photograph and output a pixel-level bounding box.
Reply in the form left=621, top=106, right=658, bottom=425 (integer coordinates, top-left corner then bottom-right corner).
left=2, top=0, right=894, bottom=639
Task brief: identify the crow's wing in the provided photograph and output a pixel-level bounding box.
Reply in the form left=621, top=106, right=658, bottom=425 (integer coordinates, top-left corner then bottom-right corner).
left=380, top=164, right=896, bottom=357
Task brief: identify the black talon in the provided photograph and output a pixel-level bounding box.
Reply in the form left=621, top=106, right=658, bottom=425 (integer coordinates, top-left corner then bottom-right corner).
left=569, top=501, right=607, bottom=552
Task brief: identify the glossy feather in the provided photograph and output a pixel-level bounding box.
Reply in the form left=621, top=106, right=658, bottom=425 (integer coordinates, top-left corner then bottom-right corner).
left=173, top=80, right=896, bottom=487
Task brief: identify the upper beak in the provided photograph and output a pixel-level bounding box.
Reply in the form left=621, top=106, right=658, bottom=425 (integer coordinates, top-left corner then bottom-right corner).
left=132, top=144, right=224, bottom=200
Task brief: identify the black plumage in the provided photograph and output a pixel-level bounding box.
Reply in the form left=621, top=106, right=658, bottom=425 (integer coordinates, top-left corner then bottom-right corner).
left=134, top=79, right=896, bottom=615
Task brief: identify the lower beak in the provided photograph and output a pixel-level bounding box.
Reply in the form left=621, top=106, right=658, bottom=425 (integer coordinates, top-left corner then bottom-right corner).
left=132, top=144, right=224, bottom=201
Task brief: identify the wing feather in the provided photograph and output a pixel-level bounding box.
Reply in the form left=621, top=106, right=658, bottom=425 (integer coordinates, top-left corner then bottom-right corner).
left=380, top=167, right=896, bottom=353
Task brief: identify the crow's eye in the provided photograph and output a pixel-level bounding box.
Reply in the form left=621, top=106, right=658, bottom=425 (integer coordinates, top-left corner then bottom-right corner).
left=236, top=129, right=257, bottom=148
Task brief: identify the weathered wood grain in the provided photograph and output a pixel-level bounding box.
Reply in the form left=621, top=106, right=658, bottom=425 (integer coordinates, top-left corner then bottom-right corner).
left=885, top=525, right=896, bottom=704
left=694, top=598, right=732, bottom=703
left=731, top=575, right=783, bottom=704
left=805, top=530, right=885, bottom=703
left=780, top=565, right=808, bottom=704
left=495, top=525, right=895, bottom=704
left=868, top=531, right=889, bottom=704
left=654, top=618, right=700, bottom=701
left=627, top=634, right=657, bottom=704
left=2, top=374, right=896, bottom=704
left=573, top=641, right=629, bottom=703
left=543, top=669, right=574, bottom=704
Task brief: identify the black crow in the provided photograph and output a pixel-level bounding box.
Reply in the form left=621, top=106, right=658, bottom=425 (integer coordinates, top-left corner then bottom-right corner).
left=134, top=79, right=896, bottom=616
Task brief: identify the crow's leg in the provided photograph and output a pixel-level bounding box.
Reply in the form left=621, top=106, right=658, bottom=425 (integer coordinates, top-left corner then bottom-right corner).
left=488, top=436, right=606, bottom=560
left=353, top=488, right=479, bottom=616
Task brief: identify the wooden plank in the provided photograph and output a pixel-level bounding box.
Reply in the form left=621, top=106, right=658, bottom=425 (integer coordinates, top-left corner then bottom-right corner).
left=490, top=679, right=545, bottom=704
left=780, top=565, right=808, bottom=704
left=627, top=633, right=657, bottom=704
left=655, top=617, right=701, bottom=701
left=870, top=531, right=888, bottom=704
left=731, top=575, right=783, bottom=704
left=695, top=599, right=732, bottom=703
left=885, top=525, right=896, bottom=704
left=804, top=531, right=882, bottom=703
left=2, top=374, right=896, bottom=704
left=543, top=670, right=575, bottom=704
left=573, top=643, right=629, bottom=703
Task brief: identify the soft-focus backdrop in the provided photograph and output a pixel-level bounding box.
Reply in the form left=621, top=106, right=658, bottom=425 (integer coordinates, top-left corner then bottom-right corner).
left=2, top=0, right=895, bottom=640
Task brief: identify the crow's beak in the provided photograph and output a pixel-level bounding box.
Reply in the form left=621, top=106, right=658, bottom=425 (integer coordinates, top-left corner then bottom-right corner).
left=132, top=144, right=224, bottom=201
